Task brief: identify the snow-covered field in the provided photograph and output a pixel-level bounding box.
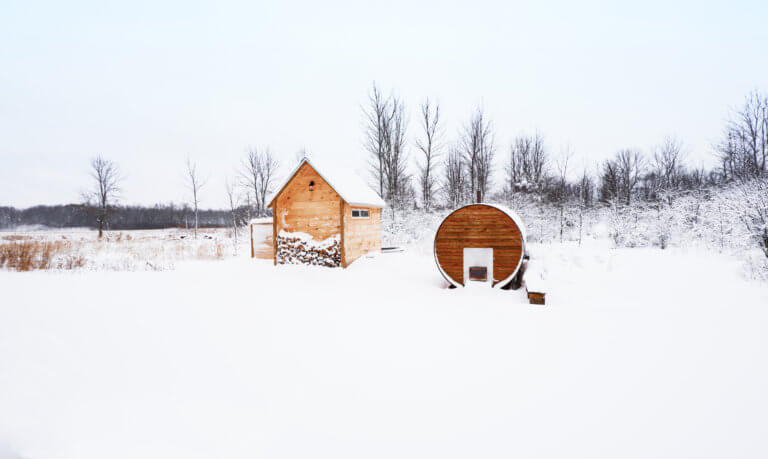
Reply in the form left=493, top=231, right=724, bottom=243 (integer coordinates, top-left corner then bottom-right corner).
left=1, top=234, right=768, bottom=459
left=0, top=228, right=234, bottom=271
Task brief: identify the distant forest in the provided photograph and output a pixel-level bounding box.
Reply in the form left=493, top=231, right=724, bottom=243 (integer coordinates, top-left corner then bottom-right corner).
left=0, top=204, right=242, bottom=231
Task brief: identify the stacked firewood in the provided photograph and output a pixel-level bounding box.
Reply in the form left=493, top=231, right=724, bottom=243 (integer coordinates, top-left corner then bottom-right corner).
left=276, top=235, right=341, bottom=267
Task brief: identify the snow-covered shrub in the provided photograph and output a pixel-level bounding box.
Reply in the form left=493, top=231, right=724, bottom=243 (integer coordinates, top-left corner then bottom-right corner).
left=605, top=200, right=651, bottom=248
left=382, top=209, right=446, bottom=254
left=743, top=251, right=768, bottom=281
left=734, top=178, right=768, bottom=258
left=652, top=197, right=677, bottom=249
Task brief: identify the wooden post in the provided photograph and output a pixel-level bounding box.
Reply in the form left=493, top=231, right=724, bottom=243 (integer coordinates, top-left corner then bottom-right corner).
left=272, top=207, right=278, bottom=266
left=339, top=200, right=346, bottom=268
left=250, top=223, right=254, bottom=258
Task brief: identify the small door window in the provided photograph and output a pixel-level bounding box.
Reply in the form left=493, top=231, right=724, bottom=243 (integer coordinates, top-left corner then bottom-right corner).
left=469, top=266, right=488, bottom=281
left=463, top=247, right=493, bottom=286
left=352, top=209, right=370, bottom=219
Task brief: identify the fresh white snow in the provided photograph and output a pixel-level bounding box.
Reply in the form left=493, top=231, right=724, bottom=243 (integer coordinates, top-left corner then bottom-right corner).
left=277, top=230, right=340, bottom=248
left=0, top=239, right=767, bottom=459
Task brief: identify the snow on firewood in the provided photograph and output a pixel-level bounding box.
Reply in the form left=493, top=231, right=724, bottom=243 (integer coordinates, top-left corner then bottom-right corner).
left=276, top=231, right=341, bottom=267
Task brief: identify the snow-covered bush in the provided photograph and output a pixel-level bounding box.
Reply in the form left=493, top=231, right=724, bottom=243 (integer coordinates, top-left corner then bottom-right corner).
left=382, top=209, right=446, bottom=254
left=733, top=178, right=768, bottom=258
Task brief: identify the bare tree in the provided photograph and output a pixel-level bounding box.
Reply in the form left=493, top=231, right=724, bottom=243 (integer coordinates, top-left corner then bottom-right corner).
left=256, top=149, right=279, bottom=216
left=364, top=83, right=392, bottom=197
left=363, top=83, right=410, bottom=213
left=242, top=192, right=253, bottom=224
left=384, top=96, right=410, bottom=213
left=529, top=132, right=548, bottom=188
left=554, top=148, right=572, bottom=243
left=506, top=132, right=548, bottom=193
left=718, top=90, right=768, bottom=181
left=415, top=99, right=443, bottom=211
left=241, top=147, right=279, bottom=217
left=506, top=136, right=530, bottom=193
left=599, top=159, right=620, bottom=203
left=461, top=107, right=495, bottom=202
left=225, top=177, right=240, bottom=254
left=185, top=157, right=207, bottom=239
left=241, top=147, right=261, bottom=217
left=599, top=149, right=646, bottom=205
left=84, top=155, right=122, bottom=238
left=652, top=136, right=686, bottom=200
left=576, top=168, right=594, bottom=246
left=443, top=146, right=466, bottom=208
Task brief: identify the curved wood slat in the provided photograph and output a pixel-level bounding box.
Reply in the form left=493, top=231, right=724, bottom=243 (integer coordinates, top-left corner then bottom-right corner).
left=434, top=204, right=525, bottom=287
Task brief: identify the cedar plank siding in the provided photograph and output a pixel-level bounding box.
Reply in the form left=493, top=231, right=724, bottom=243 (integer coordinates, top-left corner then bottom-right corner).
left=273, top=163, right=342, bottom=241
left=342, top=203, right=381, bottom=266
left=434, top=205, right=524, bottom=286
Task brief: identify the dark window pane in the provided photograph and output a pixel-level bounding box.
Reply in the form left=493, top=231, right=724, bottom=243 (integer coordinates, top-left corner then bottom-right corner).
left=469, top=267, right=487, bottom=281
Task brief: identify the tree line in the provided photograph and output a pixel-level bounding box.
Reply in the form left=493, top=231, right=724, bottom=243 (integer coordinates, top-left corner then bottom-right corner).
left=3, top=85, right=766, bottom=258
left=364, top=84, right=767, bottom=261
left=0, top=203, right=233, bottom=231
left=365, top=84, right=767, bottom=213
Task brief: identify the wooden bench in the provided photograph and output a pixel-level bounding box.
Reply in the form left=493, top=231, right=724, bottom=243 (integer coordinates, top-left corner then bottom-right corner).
left=526, top=289, right=546, bottom=305
left=524, top=262, right=546, bottom=305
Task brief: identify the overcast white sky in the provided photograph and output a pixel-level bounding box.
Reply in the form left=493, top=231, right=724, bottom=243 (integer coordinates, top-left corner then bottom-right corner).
left=1, top=0, right=766, bottom=208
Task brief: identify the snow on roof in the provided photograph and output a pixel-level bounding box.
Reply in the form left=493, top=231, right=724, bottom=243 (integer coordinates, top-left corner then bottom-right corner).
left=249, top=217, right=272, bottom=225
left=268, top=156, right=386, bottom=208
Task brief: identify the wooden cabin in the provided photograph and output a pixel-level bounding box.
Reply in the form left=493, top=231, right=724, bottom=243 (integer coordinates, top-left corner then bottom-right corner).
left=434, top=203, right=527, bottom=288
left=266, top=157, right=386, bottom=268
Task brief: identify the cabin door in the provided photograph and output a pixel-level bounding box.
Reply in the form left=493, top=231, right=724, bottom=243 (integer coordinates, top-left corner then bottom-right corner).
left=463, top=248, right=493, bottom=287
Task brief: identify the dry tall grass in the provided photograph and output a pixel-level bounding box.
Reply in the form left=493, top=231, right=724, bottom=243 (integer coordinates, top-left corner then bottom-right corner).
left=0, top=228, right=237, bottom=271
left=0, top=240, right=86, bottom=271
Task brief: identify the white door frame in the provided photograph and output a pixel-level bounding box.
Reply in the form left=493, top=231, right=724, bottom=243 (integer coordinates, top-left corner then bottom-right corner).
left=463, top=248, right=494, bottom=287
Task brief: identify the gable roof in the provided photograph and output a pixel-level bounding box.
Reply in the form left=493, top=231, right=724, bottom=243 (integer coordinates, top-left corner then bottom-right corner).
left=267, top=157, right=386, bottom=208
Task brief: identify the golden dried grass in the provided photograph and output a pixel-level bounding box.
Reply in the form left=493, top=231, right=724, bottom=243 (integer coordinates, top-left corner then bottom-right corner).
left=0, top=240, right=74, bottom=271
left=1, top=229, right=232, bottom=271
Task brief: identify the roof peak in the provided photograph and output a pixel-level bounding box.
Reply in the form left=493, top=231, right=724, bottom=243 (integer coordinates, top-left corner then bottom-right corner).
left=268, top=155, right=386, bottom=208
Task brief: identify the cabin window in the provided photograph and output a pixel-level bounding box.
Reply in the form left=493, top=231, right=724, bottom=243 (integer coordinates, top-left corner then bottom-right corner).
left=309, top=180, right=315, bottom=191
left=351, top=209, right=370, bottom=219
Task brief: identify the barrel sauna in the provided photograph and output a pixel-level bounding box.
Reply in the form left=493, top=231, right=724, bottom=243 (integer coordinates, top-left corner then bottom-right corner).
left=433, top=204, right=527, bottom=288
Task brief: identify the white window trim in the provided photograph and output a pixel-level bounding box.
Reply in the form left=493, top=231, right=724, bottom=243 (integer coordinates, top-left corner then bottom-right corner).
left=351, top=208, right=370, bottom=219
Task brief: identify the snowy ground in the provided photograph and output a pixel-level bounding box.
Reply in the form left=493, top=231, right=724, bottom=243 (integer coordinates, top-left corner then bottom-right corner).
left=1, top=238, right=767, bottom=459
